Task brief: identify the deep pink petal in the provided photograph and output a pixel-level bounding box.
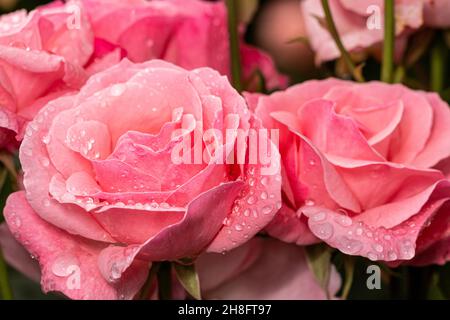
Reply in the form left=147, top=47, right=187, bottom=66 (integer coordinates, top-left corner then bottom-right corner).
left=4, top=191, right=148, bottom=300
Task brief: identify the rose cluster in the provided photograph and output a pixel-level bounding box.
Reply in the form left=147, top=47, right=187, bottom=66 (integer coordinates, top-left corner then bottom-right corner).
left=0, top=0, right=448, bottom=300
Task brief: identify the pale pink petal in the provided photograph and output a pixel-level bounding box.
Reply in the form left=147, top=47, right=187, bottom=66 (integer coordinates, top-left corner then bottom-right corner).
left=20, top=95, right=113, bottom=242
left=303, top=180, right=450, bottom=262
left=265, top=204, right=319, bottom=245
left=199, top=238, right=341, bottom=300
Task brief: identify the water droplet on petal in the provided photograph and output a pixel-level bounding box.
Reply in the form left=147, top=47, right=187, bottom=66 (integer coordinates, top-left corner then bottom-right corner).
left=373, top=244, right=384, bottom=253
left=246, top=196, right=256, bottom=205
left=260, top=177, right=268, bottom=186
left=311, top=211, right=327, bottom=222
left=42, top=135, right=51, bottom=144
left=234, top=224, right=243, bottom=231
left=51, top=254, right=79, bottom=277
left=339, top=236, right=363, bottom=254
left=262, top=205, right=273, bottom=215
left=310, top=223, right=334, bottom=240
left=367, top=252, right=378, bottom=261
left=110, top=84, right=126, bottom=96
left=387, top=251, right=397, bottom=260
left=336, top=215, right=352, bottom=227
left=305, top=199, right=315, bottom=206
left=40, top=157, right=50, bottom=167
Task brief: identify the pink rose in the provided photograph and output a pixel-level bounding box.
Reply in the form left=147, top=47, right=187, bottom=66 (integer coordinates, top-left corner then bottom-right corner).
left=301, top=0, right=449, bottom=64
left=84, top=0, right=287, bottom=91
left=246, top=79, right=450, bottom=265
left=197, top=238, right=341, bottom=299
left=2, top=59, right=281, bottom=299
left=0, top=0, right=94, bottom=144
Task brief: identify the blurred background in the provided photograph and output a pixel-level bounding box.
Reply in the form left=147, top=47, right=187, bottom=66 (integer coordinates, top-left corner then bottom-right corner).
left=0, top=0, right=449, bottom=300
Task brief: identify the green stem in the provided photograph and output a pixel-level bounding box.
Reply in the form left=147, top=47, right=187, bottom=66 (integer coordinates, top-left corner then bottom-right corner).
left=430, top=37, right=446, bottom=93
left=381, top=0, right=395, bottom=83
left=320, top=0, right=364, bottom=82
left=0, top=248, right=13, bottom=300
left=157, top=262, right=172, bottom=300
left=225, top=0, right=243, bottom=92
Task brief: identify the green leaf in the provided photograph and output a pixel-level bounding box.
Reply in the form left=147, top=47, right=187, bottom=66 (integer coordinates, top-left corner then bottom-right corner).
left=305, top=244, right=333, bottom=299
left=173, top=262, right=201, bottom=300
left=340, top=255, right=355, bottom=299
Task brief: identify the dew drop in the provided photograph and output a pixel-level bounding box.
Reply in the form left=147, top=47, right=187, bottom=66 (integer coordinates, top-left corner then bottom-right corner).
left=373, top=244, right=384, bottom=253
left=51, top=254, right=79, bottom=277
left=310, top=223, right=334, bottom=240
left=336, top=215, right=352, bottom=227
left=260, top=191, right=268, bottom=200
left=40, top=157, right=50, bottom=167
left=42, top=134, right=51, bottom=144
left=367, top=252, right=378, bottom=261
left=262, top=205, right=273, bottom=215
left=311, top=211, right=327, bottom=222
left=387, top=251, right=398, bottom=261
left=234, top=224, right=243, bottom=231
left=339, top=236, right=363, bottom=254
left=243, top=209, right=250, bottom=217
left=305, top=199, right=315, bottom=206
left=110, top=84, right=126, bottom=96
left=260, top=176, right=268, bottom=186
left=246, top=196, right=257, bottom=205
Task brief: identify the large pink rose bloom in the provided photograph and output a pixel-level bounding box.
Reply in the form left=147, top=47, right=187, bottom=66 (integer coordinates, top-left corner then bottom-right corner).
left=0, top=0, right=94, bottom=146
left=302, top=0, right=449, bottom=64
left=84, top=0, right=287, bottom=91
left=2, top=59, right=281, bottom=299
left=246, top=79, right=450, bottom=265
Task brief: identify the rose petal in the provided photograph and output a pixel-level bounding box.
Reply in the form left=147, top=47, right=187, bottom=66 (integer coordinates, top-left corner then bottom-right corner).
left=199, top=238, right=341, bottom=299
left=4, top=191, right=148, bottom=300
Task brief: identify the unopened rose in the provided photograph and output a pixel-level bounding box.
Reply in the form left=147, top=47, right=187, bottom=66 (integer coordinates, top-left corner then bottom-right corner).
left=246, top=79, right=450, bottom=265
left=2, top=59, right=281, bottom=299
